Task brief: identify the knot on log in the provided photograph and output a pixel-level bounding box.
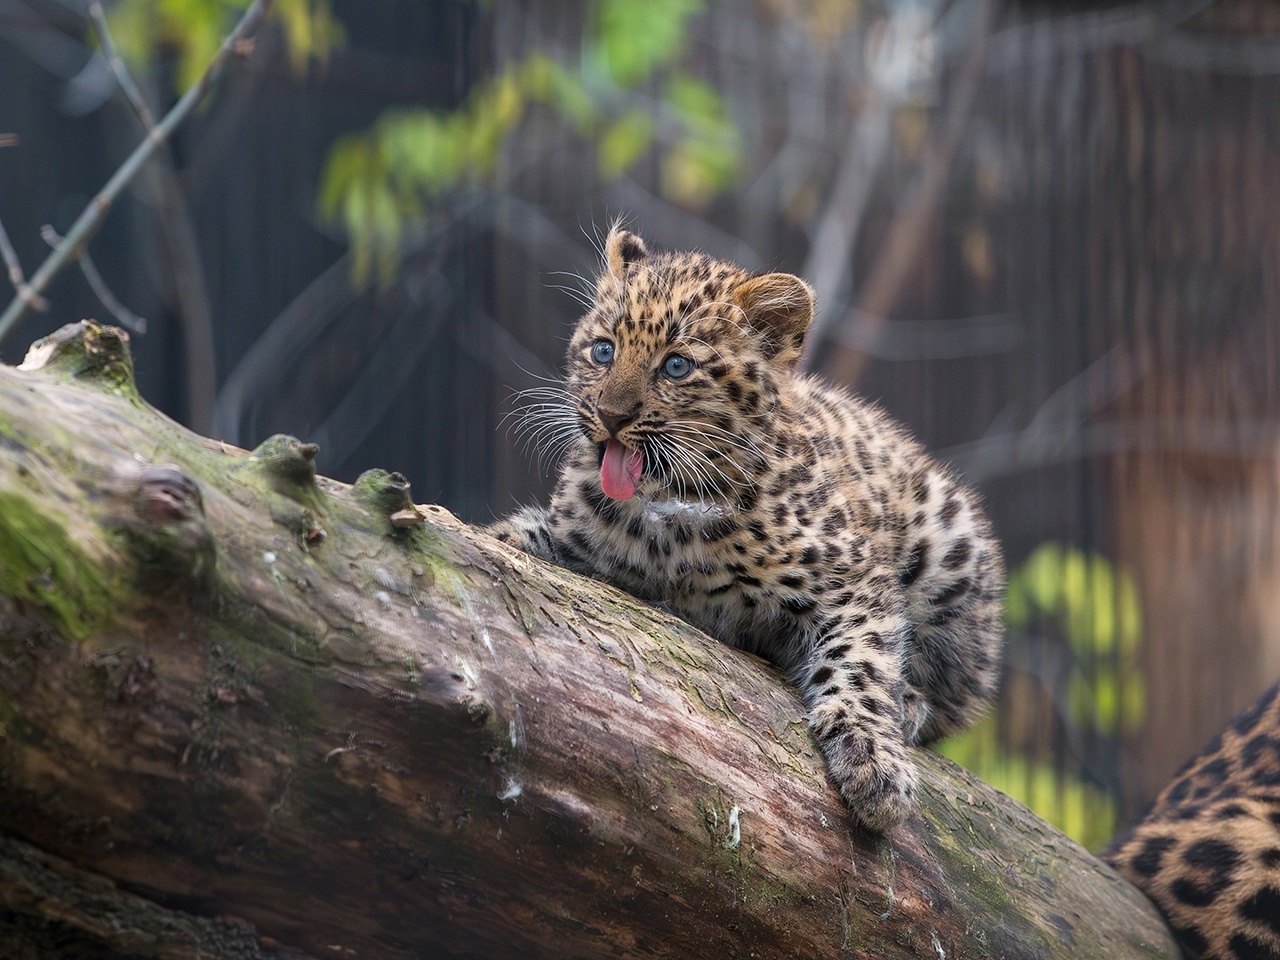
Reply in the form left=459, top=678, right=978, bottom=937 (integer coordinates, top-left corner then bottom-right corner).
left=17, top=320, right=138, bottom=397
left=241, top=436, right=328, bottom=535
left=110, top=463, right=216, bottom=596
left=353, top=469, right=416, bottom=529
left=246, top=435, right=320, bottom=490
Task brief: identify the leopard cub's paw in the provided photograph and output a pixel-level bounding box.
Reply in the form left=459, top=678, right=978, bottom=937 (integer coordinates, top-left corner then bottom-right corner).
left=484, top=506, right=557, bottom=561
left=817, top=723, right=918, bottom=831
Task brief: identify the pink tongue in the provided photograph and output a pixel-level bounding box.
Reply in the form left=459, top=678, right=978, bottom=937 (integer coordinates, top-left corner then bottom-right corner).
left=600, top=440, right=644, bottom=501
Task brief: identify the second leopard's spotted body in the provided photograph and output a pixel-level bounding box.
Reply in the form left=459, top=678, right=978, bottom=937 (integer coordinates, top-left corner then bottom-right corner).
left=1104, top=681, right=1280, bottom=959
left=488, top=227, right=1004, bottom=830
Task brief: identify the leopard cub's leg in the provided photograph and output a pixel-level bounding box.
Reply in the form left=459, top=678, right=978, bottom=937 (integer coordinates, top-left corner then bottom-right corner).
left=898, top=467, right=1005, bottom=745
left=802, top=574, right=917, bottom=831
left=485, top=505, right=559, bottom=563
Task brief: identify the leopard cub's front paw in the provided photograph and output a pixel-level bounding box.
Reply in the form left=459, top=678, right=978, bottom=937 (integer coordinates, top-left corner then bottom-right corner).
left=812, top=708, right=918, bottom=831
left=840, top=753, right=917, bottom=832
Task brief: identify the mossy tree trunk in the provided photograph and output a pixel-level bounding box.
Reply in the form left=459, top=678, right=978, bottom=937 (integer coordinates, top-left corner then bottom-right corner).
left=0, top=322, right=1178, bottom=959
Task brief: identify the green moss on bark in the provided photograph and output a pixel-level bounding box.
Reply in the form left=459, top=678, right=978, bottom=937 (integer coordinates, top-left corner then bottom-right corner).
left=0, top=491, right=115, bottom=641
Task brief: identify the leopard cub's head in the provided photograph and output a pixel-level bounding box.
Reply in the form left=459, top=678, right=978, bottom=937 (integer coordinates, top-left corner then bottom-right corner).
left=558, top=226, right=814, bottom=504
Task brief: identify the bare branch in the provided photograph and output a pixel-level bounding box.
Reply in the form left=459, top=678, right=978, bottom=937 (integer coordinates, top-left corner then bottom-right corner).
left=85, top=0, right=156, bottom=130
left=0, top=215, right=49, bottom=313
left=0, top=135, right=45, bottom=310
left=86, top=0, right=217, bottom=425
left=798, top=101, right=894, bottom=365
left=799, top=0, right=938, bottom=368
left=40, top=225, right=146, bottom=333
left=0, top=0, right=273, bottom=344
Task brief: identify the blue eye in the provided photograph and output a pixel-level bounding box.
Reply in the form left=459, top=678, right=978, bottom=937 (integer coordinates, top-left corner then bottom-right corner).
left=662, top=355, right=693, bottom=380
left=590, top=340, right=615, bottom=365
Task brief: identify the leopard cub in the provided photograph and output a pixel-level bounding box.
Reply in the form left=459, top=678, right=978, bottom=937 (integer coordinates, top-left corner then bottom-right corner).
left=488, top=226, right=1005, bottom=830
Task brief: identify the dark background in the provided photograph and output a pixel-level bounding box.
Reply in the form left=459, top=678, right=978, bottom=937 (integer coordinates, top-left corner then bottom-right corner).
left=3, top=0, right=1278, bottom=847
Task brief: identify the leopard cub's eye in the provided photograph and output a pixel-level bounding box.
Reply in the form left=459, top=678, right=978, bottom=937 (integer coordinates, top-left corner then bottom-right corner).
left=662, top=355, right=693, bottom=380
left=590, top=340, right=615, bottom=365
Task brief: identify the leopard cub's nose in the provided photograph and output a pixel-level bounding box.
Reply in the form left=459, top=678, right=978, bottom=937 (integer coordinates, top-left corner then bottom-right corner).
left=598, top=404, right=640, bottom=436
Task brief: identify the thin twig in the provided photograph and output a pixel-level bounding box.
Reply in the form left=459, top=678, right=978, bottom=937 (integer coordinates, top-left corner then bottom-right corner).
left=0, top=0, right=272, bottom=345
left=0, top=216, right=48, bottom=312
left=41, top=225, right=146, bottom=333
left=86, top=0, right=156, bottom=130
left=0, top=132, right=43, bottom=309
left=87, top=1, right=216, bottom=424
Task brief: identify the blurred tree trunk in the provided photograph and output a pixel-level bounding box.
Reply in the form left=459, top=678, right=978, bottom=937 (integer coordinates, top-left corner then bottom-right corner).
left=995, top=2, right=1280, bottom=805
left=1095, top=15, right=1280, bottom=802
left=0, top=322, right=1180, bottom=960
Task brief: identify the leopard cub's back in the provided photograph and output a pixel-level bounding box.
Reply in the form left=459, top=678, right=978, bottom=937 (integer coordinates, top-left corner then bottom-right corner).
left=1104, top=680, right=1280, bottom=959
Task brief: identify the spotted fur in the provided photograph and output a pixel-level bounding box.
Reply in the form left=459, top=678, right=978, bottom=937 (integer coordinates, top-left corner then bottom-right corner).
left=488, top=227, right=1005, bottom=830
left=1104, top=680, right=1280, bottom=959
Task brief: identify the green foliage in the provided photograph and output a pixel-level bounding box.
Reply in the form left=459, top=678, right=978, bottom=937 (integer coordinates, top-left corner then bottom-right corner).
left=102, top=0, right=740, bottom=285
left=1008, top=543, right=1144, bottom=734
left=944, top=544, right=1145, bottom=850
left=599, top=110, right=656, bottom=179
left=105, top=0, right=343, bottom=91
left=592, top=0, right=702, bottom=86
left=660, top=76, right=739, bottom=205
left=315, top=1, right=742, bottom=284
left=940, top=717, right=1119, bottom=852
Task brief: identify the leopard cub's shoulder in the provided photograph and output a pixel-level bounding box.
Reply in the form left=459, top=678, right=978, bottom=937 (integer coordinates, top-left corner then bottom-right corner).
left=1104, top=680, right=1280, bottom=960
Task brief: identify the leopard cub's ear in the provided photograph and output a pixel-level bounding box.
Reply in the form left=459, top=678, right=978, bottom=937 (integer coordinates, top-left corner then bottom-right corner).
left=731, top=272, right=814, bottom=367
left=605, top=226, right=649, bottom=276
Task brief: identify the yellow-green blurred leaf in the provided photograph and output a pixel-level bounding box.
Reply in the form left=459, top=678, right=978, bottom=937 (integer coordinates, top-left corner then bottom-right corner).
left=665, top=75, right=724, bottom=126
left=276, top=0, right=344, bottom=76
left=1069, top=667, right=1145, bottom=733
left=662, top=136, right=738, bottom=206
left=598, top=110, right=654, bottom=178
left=1018, top=543, right=1066, bottom=615
left=106, top=0, right=342, bottom=93
left=940, top=717, right=1118, bottom=851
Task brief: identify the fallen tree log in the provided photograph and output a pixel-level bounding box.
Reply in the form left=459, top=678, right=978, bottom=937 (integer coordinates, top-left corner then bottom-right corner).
left=0, top=321, right=1178, bottom=959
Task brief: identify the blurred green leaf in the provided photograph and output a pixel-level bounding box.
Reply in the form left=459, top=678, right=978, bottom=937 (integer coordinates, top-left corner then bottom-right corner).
left=275, top=0, right=345, bottom=76
left=662, top=136, right=738, bottom=207
left=987, top=543, right=1149, bottom=845
left=529, top=57, right=600, bottom=133
left=1068, top=666, right=1145, bottom=734
left=306, top=0, right=740, bottom=282
left=598, top=110, right=655, bottom=178
left=595, top=0, right=703, bottom=85
left=665, top=75, right=724, bottom=127
left=104, top=0, right=744, bottom=283
left=1009, top=543, right=1142, bottom=659
left=107, top=0, right=342, bottom=91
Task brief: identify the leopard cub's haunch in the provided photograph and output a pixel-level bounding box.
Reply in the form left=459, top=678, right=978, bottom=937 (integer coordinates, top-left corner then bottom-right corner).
left=488, top=226, right=1005, bottom=830
left=1104, top=680, right=1280, bottom=960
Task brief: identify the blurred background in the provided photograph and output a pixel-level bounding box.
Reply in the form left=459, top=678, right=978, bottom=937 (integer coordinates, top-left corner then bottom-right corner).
left=2, top=0, right=1278, bottom=851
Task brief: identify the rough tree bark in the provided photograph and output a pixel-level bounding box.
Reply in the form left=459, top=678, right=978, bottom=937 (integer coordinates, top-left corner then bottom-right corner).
left=0, top=322, right=1178, bottom=959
